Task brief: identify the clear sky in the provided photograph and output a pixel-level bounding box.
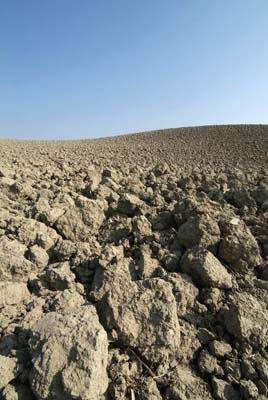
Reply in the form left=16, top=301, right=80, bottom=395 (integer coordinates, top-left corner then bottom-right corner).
left=1, top=1, right=268, bottom=140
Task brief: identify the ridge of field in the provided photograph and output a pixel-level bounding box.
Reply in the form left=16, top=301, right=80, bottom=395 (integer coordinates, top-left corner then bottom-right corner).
left=1, top=124, right=268, bottom=171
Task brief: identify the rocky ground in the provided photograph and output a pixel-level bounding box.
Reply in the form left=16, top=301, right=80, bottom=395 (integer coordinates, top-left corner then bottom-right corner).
left=0, top=124, right=268, bottom=399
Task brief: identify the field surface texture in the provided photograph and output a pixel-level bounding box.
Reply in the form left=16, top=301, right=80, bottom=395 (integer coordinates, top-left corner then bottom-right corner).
left=0, top=124, right=268, bottom=399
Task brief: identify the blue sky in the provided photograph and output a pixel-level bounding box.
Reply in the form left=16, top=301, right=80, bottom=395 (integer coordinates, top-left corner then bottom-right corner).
left=1, top=0, right=268, bottom=139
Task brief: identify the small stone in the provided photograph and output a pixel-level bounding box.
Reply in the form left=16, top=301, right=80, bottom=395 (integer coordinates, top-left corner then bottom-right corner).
left=209, top=340, right=232, bottom=358
left=219, top=218, right=262, bottom=272
left=224, top=292, right=268, bottom=349
left=241, top=359, right=258, bottom=380
left=162, top=252, right=181, bottom=272
left=165, top=366, right=213, bottom=399
left=181, top=246, right=233, bottom=289
left=30, top=306, right=108, bottom=400
left=256, top=357, right=268, bottom=385
left=224, top=360, right=241, bottom=382
left=100, top=278, right=180, bottom=363
left=177, top=214, right=220, bottom=252
left=118, top=193, right=144, bottom=216
left=0, top=282, right=30, bottom=307
left=225, top=188, right=256, bottom=209
left=52, top=239, right=76, bottom=261
left=196, top=328, right=216, bottom=345
left=49, top=289, right=85, bottom=311
left=0, top=237, right=35, bottom=282
left=25, top=245, right=49, bottom=268
left=164, top=272, right=198, bottom=317
left=212, top=377, right=240, bottom=400
left=198, top=349, right=223, bottom=376
left=154, top=162, right=170, bottom=176
left=240, top=380, right=259, bottom=399
left=84, top=168, right=101, bottom=193
left=132, top=215, right=152, bottom=241
left=99, top=244, right=124, bottom=268
left=0, top=356, right=18, bottom=390
left=15, top=217, right=60, bottom=250
left=200, top=287, right=222, bottom=312
left=102, top=168, right=118, bottom=181
left=44, top=262, right=76, bottom=291
left=138, top=246, right=163, bottom=279
left=135, top=378, right=162, bottom=399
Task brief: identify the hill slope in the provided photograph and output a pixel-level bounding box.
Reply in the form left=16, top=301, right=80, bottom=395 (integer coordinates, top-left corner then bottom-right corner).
left=0, top=124, right=268, bottom=399
left=1, top=124, right=268, bottom=170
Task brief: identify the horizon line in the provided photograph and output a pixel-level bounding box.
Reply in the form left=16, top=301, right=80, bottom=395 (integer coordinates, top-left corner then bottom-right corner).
left=1, top=123, right=267, bottom=142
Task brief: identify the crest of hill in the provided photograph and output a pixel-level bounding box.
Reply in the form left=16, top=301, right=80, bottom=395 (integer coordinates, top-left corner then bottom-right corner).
left=1, top=124, right=268, bottom=171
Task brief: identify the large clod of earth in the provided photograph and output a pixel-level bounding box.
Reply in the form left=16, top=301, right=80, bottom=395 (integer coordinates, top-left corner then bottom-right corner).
left=0, top=124, right=268, bottom=399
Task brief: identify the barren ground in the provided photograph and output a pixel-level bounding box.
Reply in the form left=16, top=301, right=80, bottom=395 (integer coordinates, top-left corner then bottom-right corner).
left=0, top=124, right=268, bottom=399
